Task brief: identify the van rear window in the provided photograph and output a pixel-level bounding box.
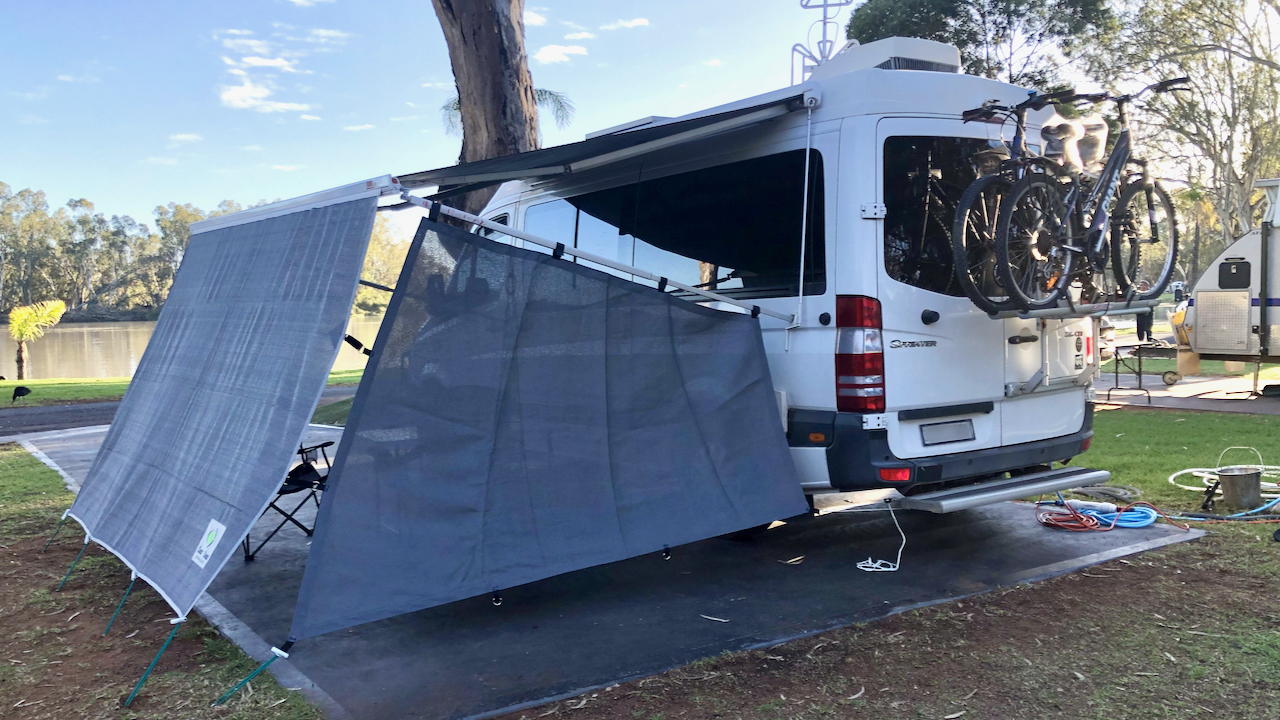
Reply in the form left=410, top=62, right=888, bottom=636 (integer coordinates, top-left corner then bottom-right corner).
left=883, top=136, right=1000, bottom=296
left=523, top=150, right=825, bottom=299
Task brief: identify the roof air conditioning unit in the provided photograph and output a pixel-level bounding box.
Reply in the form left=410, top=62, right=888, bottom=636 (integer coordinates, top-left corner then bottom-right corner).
left=808, top=37, right=961, bottom=80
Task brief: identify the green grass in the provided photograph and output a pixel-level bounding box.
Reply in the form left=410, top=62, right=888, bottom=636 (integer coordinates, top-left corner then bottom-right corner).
left=1, top=369, right=364, bottom=407
left=1088, top=406, right=1278, bottom=513
left=0, top=442, right=74, bottom=537
left=311, top=397, right=353, bottom=426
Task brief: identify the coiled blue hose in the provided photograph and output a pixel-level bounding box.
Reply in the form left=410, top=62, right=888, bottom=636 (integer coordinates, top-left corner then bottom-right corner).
left=1078, top=506, right=1160, bottom=528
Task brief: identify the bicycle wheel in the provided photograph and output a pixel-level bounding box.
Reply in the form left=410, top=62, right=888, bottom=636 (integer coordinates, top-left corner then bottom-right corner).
left=1111, top=181, right=1178, bottom=300
left=996, top=174, right=1075, bottom=310
left=951, top=175, right=1019, bottom=314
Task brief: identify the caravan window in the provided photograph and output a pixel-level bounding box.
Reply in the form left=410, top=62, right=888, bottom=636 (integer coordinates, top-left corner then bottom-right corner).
left=883, top=136, right=998, bottom=296
left=522, top=150, right=825, bottom=298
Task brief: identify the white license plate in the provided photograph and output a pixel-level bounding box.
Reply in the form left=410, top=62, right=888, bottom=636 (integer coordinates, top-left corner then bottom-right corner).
left=920, top=419, right=975, bottom=446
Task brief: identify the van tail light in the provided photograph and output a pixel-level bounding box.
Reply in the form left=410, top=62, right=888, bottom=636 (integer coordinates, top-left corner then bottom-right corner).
left=835, top=295, right=885, bottom=413
left=878, top=467, right=911, bottom=483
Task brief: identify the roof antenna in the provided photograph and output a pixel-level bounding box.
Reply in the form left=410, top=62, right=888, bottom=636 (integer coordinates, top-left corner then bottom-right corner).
left=791, top=0, right=855, bottom=85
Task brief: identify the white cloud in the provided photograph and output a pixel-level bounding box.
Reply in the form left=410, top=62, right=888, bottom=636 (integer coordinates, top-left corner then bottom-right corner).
left=271, top=164, right=302, bottom=171
left=221, top=37, right=273, bottom=55
left=56, top=73, right=100, bottom=83
left=219, top=76, right=312, bottom=113
left=241, top=144, right=264, bottom=151
left=11, top=88, right=49, bottom=102
left=343, top=123, right=375, bottom=131
left=564, top=31, right=594, bottom=40
left=240, top=56, right=307, bottom=73
left=17, top=114, right=47, bottom=125
left=561, top=20, right=587, bottom=30
left=146, top=156, right=178, bottom=166
left=524, top=9, right=547, bottom=26
left=420, top=81, right=453, bottom=89
left=222, top=28, right=254, bottom=35
left=703, top=58, right=723, bottom=67
left=390, top=115, right=422, bottom=123
left=307, top=28, right=351, bottom=44
left=286, top=0, right=333, bottom=5
left=533, top=44, right=587, bottom=64
left=601, top=18, right=649, bottom=30
left=299, top=113, right=322, bottom=120
left=168, top=133, right=203, bottom=144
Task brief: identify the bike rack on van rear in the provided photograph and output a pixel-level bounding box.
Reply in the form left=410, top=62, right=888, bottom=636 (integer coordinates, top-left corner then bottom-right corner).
left=986, top=296, right=1162, bottom=320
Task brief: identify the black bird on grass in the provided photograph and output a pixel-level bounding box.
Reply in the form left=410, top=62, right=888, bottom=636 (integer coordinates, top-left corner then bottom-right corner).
left=11, top=386, right=31, bottom=403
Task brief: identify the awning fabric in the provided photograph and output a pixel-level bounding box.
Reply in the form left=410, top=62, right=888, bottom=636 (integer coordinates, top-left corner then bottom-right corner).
left=396, top=94, right=802, bottom=190
left=289, top=218, right=807, bottom=639
left=68, top=197, right=376, bottom=617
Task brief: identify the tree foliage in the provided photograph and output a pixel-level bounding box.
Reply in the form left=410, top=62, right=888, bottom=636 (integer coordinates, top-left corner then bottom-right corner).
left=441, top=88, right=574, bottom=137
left=845, top=0, right=1113, bottom=87
left=0, top=181, right=230, bottom=318
left=353, top=217, right=410, bottom=315
left=1082, top=0, right=1280, bottom=245
left=9, top=299, right=66, bottom=379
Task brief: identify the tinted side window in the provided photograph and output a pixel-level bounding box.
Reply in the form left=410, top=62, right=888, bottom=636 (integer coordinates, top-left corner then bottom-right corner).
left=573, top=149, right=825, bottom=298
left=883, top=136, right=997, bottom=296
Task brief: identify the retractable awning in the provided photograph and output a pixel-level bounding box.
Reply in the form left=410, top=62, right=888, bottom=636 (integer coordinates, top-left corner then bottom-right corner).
left=397, top=90, right=808, bottom=190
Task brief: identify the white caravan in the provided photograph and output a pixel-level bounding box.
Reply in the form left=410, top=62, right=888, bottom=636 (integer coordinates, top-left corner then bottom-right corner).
left=429, top=37, right=1110, bottom=511
left=1179, top=179, right=1280, bottom=364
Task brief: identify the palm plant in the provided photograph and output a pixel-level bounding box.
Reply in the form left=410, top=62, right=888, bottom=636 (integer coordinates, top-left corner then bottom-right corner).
left=441, top=88, right=575, bottom=136
left=8, top=300, right=66, bottom=380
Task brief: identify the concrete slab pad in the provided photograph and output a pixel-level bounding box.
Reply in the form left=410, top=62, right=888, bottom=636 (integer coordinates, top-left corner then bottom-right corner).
left=208, top=501, right=1200, bottom=720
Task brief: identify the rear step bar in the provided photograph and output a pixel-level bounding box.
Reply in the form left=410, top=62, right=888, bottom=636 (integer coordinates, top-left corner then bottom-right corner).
left=893, top=466, right=1110, bottom=514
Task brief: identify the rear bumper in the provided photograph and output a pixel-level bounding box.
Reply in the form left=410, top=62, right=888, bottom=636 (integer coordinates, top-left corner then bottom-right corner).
left=788, top=403, right=1095, bottom=492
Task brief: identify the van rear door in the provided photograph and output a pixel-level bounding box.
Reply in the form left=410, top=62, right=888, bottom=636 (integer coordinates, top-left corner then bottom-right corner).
left=1001, top=316, right=1094, bottom=445
left=875, top=120, right=1008, bottom=459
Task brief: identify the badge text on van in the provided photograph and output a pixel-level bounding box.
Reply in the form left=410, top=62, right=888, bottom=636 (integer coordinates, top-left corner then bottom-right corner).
left=889, top=339, right=937, bottom=349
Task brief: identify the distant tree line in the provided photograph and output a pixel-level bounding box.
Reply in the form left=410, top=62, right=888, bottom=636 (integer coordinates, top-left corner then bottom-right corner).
left=0, top=182, right=408, bottom=321
left=0, top=182, right=245, bottom=320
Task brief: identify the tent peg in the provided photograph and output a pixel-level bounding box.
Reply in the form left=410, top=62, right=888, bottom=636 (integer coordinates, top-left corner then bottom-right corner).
left=661, top=546, right=672, bottom=561
left=211, top=641, right=294, bottom=706
left=491, top=591, right=503, bottom=607
left=55, top=539, right=90, bottom=591
left=102, top=575, right=137, bottom=636
left=41, top=513, right=68, bottom=552
left=124, top=618, right=186, bottom=707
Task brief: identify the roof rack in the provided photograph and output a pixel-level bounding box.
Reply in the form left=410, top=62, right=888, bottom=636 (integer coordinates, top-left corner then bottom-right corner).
left=987, top=297, right=1162, bottom=320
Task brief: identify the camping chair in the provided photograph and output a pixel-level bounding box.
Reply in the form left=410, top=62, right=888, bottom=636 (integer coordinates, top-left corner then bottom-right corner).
left=242, top=441, right=334, bottom=562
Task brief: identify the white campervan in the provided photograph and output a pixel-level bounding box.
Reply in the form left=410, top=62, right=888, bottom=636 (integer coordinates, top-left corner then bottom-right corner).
left=462, top=37, right=1106, bottom=511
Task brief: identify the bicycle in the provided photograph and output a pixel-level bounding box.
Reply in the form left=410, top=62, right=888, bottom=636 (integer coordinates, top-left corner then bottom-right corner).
left=951, top=89, right=1091, bottom=314
left=994, top=77, right=1188, bottom=311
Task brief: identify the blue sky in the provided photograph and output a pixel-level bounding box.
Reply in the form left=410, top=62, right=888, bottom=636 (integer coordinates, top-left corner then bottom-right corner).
left=1, top=1, right=845, bottom=227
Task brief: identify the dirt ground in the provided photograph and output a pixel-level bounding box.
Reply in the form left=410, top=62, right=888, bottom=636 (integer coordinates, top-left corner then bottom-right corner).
left=500, top=529, right=1280, bottom=720
left=0, top=533, right=317, bottom=720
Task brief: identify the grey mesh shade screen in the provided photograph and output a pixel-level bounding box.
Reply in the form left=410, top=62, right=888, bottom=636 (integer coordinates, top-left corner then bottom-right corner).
left=68, top=198, right=376, bottom=617
left=290, top=218, right=807, bottom=639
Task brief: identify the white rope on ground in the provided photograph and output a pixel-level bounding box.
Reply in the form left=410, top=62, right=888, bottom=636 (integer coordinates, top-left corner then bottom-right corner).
left=857, top=500, right=907, bottom=572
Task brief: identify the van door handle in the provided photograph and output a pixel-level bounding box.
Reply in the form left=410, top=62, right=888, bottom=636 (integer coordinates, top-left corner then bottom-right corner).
left=1008, top=334, right=1039, bottom=345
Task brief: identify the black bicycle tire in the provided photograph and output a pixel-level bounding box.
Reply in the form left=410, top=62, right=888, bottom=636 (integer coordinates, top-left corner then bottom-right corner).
left=1110, top=182, right=1179, bottom=300
left=951, top=175, right=1018, bottom=314
left=995, top=173, right=1074, bottom=310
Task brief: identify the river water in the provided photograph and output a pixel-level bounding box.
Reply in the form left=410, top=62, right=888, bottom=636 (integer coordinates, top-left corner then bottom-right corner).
left=0, top=316, right=385, bottom=380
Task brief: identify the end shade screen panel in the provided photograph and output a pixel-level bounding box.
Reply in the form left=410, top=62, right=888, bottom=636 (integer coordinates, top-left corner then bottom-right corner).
left=290, top=218, right=806, bottom=639
left=68, top=198, right=376, bottom=616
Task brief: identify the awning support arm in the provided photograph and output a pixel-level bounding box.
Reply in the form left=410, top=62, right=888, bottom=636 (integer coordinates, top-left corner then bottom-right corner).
left=395, top=190, right=796, bottom=324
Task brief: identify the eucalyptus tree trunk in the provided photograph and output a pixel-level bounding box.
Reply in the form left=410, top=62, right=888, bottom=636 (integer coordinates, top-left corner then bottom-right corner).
left=14, top=340, right=26, bottom=381
left=430, top=0, right=541, bottom=216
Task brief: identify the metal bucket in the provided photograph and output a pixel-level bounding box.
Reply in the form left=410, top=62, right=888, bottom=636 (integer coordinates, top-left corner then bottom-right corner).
left=1214, top=447, right=1266, bottom=510
left=1217, top=465, right=1264, bottom=509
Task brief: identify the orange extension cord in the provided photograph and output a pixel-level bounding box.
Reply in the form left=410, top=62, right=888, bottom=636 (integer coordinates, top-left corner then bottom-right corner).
left=1036, top=500, right=1191, bottom=532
